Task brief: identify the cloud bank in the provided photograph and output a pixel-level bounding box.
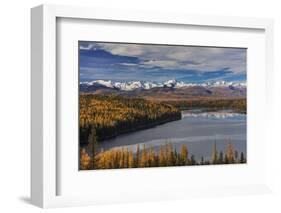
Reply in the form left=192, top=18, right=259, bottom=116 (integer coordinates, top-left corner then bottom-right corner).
left=79, top=41, right=246, bottom=83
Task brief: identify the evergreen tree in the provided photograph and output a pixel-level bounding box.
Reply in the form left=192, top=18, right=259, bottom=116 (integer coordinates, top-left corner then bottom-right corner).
left=80, top=148, right=91, bottom=170
left=128, top=150, right=134, bottom=168
left=218, top=151, right=224, bottom=164
left=164, top=142, right=169, bottom=164
left=123, top=148, right=129, bottom=168
left=240, top=152, right=246, bottom=163
left=174, top=148, right=179, bottom=165
left=190, top=154, right=196, bottom=165
left=140, top=144, right=148, bottom=167
left=167, top=143, right=174, bottom=166
left=212, top=141, right=218, bottom=164
left=88, top=127, right=98, bottom=168
left=119, top=148, right=125, bottom=168
left=234, top=150, right=239, bottom=163
left=180, top=144, right=188, bottom=165
left=200, top=156, right=204, bottom=165
left=148, top=146, right=156, bottom=167
left=135, top=144, right=140, bottom=167
left=224, top=154, right=229, bottom=164
left=226, top=142, right=234, bottom=163
left=159, top=145, right=166, bottom=166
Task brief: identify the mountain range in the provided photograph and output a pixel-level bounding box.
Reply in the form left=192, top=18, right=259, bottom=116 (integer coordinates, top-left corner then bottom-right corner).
left=81, top=79, right=246, bottom=90
left=80, top=79, right=246, bottom=99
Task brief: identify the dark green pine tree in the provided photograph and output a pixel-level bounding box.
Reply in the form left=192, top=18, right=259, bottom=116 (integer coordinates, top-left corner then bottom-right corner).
left=234, top=150, right=239, bottom=163
left=224, top=154, right=229, bottom=164
left=200, top=156, right=204, bottom=165
left=190, top=154, right=196, bottom=165
left=212, top=141, right=218, bottom=164
left=240, top=152, right=246, bottom=163
left=88, top=126, right=98, bottom=169
left=218, top=151, right=224, bottom=164
left=135, top=144, right=140, bottom=167
left=174, top=148, right=179, bottom=166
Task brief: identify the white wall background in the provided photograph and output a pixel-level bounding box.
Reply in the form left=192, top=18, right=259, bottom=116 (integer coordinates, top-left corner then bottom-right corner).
left=0, top=0, right=280, bottom=212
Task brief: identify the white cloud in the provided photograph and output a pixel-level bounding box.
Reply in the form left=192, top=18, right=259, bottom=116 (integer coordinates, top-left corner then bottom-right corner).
left=82, top=42, right=246, bottom=74
left=141, top=60, right=179, bottom=68
left=118, top=62, right=138, bottom=66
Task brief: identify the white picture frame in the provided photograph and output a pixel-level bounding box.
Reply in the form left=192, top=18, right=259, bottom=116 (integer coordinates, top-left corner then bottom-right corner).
left=31, top=4, right=274, bottom=208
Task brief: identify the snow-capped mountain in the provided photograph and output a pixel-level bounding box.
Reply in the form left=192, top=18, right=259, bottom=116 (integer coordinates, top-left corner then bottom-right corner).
left=81, top=79, right=246, bottom=91
left=86, top=80, right=115, bottom=88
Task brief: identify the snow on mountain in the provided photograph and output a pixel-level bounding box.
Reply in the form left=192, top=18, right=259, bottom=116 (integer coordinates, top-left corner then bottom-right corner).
left=81, top=79, right=246, bottom=91
left=86, top=80, right=114, bottom=88
left=163, top=79, right=177, bottom=87
left=114, top=81, right=143, bottom=91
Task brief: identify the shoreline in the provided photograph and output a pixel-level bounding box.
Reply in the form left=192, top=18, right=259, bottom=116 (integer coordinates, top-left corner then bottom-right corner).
left=85, top=114, right=181, bottom=144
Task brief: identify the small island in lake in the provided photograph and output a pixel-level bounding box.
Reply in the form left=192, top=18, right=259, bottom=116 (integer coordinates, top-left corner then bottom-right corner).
left=79, top=41, right=247, bottom=170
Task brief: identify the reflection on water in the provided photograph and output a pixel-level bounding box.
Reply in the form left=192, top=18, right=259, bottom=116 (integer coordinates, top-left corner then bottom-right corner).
left=181, top=110, right=244, bottom=119
left=99, top=109, right=247, bottom=161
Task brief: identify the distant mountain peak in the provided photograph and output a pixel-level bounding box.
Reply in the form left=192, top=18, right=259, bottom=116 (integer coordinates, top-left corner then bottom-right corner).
left=80, top=79, right=246, bottom=91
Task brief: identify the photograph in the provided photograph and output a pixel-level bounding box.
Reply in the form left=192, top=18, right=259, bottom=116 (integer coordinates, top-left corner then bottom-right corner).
left=79, top=41, right=247, bottom=170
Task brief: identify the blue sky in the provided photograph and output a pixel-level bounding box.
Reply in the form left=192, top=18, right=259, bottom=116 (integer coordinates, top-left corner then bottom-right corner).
left=79, top=41, right=246, bottom=83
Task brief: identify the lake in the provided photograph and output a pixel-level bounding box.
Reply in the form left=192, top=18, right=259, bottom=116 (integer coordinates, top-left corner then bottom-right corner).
left=98, top=109, right=247, bottom=161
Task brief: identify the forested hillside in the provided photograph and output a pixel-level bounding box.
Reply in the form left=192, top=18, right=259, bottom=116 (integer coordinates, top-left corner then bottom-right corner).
left=163, top=98, right=246, bottom=113
left=80, top=94, right=181, bottom=144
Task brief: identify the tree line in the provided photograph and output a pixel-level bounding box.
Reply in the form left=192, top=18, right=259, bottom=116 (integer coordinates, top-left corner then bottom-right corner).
left=163, top=98, right=246, bottom=113
left=80, top=141, right=246, bottom=170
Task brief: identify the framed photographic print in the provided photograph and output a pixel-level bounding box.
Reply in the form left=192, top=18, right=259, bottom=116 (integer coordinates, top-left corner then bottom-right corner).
left=78, top=41, right=247, bottom=170
left=31, top=4, right=274, bottom=208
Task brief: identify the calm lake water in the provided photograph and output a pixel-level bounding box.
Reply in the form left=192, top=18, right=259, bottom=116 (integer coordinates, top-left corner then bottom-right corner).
left=98, top=109, right=247, bottom=161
